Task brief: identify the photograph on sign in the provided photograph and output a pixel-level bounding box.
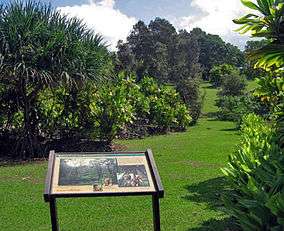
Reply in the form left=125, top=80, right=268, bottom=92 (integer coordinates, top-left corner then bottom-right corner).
left=51, top=153, right=155, bottom=194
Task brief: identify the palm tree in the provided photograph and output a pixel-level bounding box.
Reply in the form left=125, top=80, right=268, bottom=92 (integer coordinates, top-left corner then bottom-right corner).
left=0, top=1, right=110, bottom=158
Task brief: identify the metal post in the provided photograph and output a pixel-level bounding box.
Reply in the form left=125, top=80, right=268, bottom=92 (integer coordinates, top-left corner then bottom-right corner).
left=49, top=198, right=59, bottom=231
left=152, top=194, right=161, bottom=231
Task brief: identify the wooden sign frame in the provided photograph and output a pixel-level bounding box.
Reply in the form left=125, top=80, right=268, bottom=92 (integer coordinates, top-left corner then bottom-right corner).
left=44, top=149, right=164, bottom=231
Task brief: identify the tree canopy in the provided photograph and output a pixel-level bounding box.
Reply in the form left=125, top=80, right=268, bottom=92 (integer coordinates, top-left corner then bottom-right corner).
left=0, top=1, right=111, bottom=158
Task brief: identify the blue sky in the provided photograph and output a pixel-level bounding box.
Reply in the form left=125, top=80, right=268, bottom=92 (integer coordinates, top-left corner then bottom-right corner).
left=5, top=0, right=251, bottom=50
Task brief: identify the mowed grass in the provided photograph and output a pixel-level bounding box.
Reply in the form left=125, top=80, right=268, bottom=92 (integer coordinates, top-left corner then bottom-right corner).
left=0, top=83, right=240, bottom=231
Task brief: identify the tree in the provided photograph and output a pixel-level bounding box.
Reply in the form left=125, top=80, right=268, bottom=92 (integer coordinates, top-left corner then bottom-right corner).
left=219, top=71, right=247, bottom=96
left=127, top=20, right=154, bottom=81
left=116, top=40, right=135, bottom=73
left=190, top=28, right=245, bottom=79
left=0, top=1, right=111, bottom=158
left=209, top=64, right=240, bottom=87
left=243, top=40, right=268, bottom=79
left=174, top=30, right=202, bottom=124
left=117, top=19, right=203, bottom=123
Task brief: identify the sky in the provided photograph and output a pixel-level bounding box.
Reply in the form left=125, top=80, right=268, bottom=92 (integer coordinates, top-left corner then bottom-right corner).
left=7, top=0, right=252, bottom=50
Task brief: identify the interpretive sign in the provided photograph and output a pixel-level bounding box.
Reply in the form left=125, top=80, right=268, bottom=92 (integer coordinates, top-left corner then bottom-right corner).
left=44, top=150, right=164, bottom=231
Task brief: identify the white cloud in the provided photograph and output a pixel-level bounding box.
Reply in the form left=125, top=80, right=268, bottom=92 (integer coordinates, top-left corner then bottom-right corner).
left=57, top=0, right=137, bottom=50
left=174, top=0, right=253, bottom=49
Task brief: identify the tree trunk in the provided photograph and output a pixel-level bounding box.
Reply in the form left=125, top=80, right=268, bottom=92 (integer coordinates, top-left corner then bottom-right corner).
left=21, top=78, right=38, bottom=159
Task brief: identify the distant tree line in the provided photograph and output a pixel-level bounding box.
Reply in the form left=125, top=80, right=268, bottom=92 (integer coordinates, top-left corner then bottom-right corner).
left=115, top=18, right=246, bottom=123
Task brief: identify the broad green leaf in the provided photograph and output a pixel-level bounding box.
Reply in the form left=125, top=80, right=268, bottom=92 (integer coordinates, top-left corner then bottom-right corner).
left=241, top=0, right=261, bottom=10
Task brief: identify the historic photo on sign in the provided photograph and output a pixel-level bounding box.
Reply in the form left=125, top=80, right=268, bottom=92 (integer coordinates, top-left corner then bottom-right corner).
left=59, top=158, right=118, bottom=186
left=117, top=165, right=150, bottom=187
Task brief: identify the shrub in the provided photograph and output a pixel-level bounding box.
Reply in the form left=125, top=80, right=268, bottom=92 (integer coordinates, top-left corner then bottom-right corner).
left=209, top=64, right=239, bottom=87
left=89, top=74, right=136, bottom=143
left=222, top=114, right=284, bottom=230
left=139, top=77, right=191, bottom=133
left=216, top=94, right=269, bottom=127
left=38, top=73, right=191, bottom=143
left=219, top=71, right=247, bottom=96
left=177, top=78, right=202, bottom=125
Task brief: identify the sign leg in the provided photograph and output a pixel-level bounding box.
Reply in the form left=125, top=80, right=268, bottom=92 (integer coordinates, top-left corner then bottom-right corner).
left=49, top=198, right=59, bottom=231
left=152, top=195, right=160, bottom=231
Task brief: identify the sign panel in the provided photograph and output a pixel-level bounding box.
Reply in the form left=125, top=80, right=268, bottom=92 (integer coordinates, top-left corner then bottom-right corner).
left=44, top=150, right=164, bottom=231
left=51, top=153, right=156, bottom=194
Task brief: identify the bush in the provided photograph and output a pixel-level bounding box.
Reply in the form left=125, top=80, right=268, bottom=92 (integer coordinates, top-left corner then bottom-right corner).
left=89, top=74, right=136, bottom=143
left=177, top=78, right=202, bottom=125
left=216, top=94, right=269, bottom=127
left=219, top=71, right=247, bottom=96
left=209, top=64, right=239, bottom=87
left=139, top=77, right=191, bottom=133
left=38, top=74, right=191, bottom=144
left=222, top=114, right=284, bottom=230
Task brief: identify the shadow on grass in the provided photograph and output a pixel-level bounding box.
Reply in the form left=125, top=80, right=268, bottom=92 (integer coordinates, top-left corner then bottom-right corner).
left=183, top=177, right=239, bottom=231
left=183, top=177, right=229, bottom=209
left=187, top=217, right=240, bottom=231
left=219, top=127, right=239, bottom=132
left=202, top=84, right=218, bottom=89
left=204, top=112, right=219, bottom=119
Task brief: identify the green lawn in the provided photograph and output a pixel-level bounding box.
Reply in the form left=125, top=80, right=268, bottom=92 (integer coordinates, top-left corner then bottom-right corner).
left=0, top=83, right=240, bottom=230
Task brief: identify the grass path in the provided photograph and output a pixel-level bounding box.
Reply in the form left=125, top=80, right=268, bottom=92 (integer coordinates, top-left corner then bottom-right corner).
left=0, top=83, right=240, bottom=230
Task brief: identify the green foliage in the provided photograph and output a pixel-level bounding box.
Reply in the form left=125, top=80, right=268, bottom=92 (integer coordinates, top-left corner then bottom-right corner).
left=222, top=114, right=284, bottom=230
left=234, top=0, right=284, bottom=71
left=223, top=1, right=284, bottom=229
left=254, top=75, right=284, bottom=111
left=219, top=71, right=247, bottom=96
left=190, top=28, right=245, bottom=79
left=0, top=1, right=111, bottom=158
left=177, top=78, right=202, bottom=124
left=116, top=19, right=203, bottom=122
left=139, top=77, right=191, bottom=132
left=89, top=75, right=136, bottom=142
left=216, top=95, right=267, bottom=127
left=37, top=73, right=191, bottom=143
left=209, top=64, right=240, bottom=87
left=243, top=40, right=269, bottom=79
left=223, top=2, right=284, bottom=228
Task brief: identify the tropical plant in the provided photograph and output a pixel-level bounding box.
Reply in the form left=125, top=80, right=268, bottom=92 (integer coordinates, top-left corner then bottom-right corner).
left=89, top=74, right=136, bottom=143
left=0, top=1, right=111, bottom=158
left=222, top=114, right=284, bottom=230
left=222, top=0, right=284, bottom=230
left=234, top=0, right=284, bottom=71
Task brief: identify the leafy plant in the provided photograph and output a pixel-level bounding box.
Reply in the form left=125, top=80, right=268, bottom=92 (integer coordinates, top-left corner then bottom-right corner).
left=216, top=94, right=268, bottom=127
left=139, top=77, right=191, bottom=133
left=0, top=1, right=111, bottom=158
left=234, top=0, right=284, bottom=71
left=209, top=64, right=239, bottom=87
left=222, top=114, right=284, bottom=230
left=222, top=0, right=284, bottom=229
left=219, top=71, right=247, bottom=96
left=89, top=73, right=136, bottom=143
